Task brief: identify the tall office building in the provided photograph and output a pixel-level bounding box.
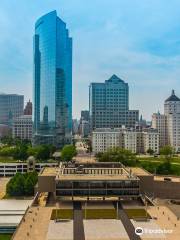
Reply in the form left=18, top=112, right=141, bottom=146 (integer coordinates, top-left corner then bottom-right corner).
left=89, top=75, right=139, bottom=130
left=152, top=90, right=180, bottom=152
left=81, top=110, right=89, bottom=121
left=24, top=100, right=32, bottom=115
left=0, top=94, right=24, bottom=125
left=164, top=90, right=180, bottom=152
left=33, top=11, right=72, bottom=147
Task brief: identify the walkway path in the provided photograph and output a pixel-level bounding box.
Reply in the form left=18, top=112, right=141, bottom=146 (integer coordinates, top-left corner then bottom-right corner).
left=73, top=201, right=85, bottom=240
left=113, top=202, right=141, bottom=240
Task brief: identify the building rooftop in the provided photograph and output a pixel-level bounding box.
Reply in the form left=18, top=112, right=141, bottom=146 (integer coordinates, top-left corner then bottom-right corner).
left=105, top=74, right=125, bottom=83
left=41, top=167, right=57, bottom=176
left=40, top=163, right=140, bottom=181
left=165, top=90, right=180, bottom=102
left=130, top=167, right=152, bottom=176
left=57, top=173, right=137, bottom=181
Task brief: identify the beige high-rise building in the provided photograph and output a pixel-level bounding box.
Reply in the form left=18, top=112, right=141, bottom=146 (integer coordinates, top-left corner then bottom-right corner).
left=164, top=90, right=180, bottom=152
left=152, top=112, right=167, bottom=147
left=143, top=130, right=159, bottom=154
left=12, top=115, right=32, bottom=140
left=92, top=128, right=159, bottom=154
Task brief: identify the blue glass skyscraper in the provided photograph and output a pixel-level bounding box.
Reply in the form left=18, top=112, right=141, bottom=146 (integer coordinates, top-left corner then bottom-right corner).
left=33, top=11, right=72, bottom=147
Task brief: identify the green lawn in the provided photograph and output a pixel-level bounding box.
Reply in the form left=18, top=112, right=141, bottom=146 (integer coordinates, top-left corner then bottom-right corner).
left=0, top=156, right=18, bottom=163
left=51, top=208, right=117, bottom=220
left=51, top=209, right=73, bottom=220
left=124, top=209, right=151, bottom=219
left=83, top=209, right=116, bottom=219
left=138, top=156, right=180, bottom=164
left=137, top=160, right=180, bottom=176
left=0, top=234, right=12, bottom=240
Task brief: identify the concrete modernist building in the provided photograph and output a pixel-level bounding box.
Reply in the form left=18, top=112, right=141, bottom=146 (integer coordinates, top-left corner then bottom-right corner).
left=38, top=162, right=180, bottom=200
left=164, top=90, right=180, bottom=152
left=92, top=128, right=159, bottom=154
left=89, top=75, right=139, bottom=130
left=33, top=11, right=72, bottom=147
left=152, top=112, right=167, bottom=147
left=12, top=115, right=32, bottom=140
left=38, top=162, right=140, bottom=199
left=0, top=94, right=24, bottom=125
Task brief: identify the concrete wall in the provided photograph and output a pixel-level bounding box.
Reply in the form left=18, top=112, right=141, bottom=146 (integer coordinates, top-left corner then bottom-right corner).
left=38, top=176, right=56, bottom=193
left=138, top=175, right=180, bottom=199
left=153, top=180, right=180, bottom=199
left=138, top=175, right=154, bottom=196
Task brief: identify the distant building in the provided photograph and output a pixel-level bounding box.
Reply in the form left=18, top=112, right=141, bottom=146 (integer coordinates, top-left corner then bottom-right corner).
left=165, top=90, right=180, bottom=152
left=0, top=124, right=11, bottom=138
left=72, top=119, right=79, bottom=135
left=81, top=110, right=89, bottom=121
left=152, top=90, right=180, bottom=152
left=79, top=110, right=90, bottom=137
left=0, top=161, right=58, bottom=177
left=92, top=128, right=159, bottom=154
left=143, top=129, right=159, bottom=154
left=24, top=100, right=32, bottom=115
left=139, top=115, right=148, bottom=128
left=79, top=120, right=90, bottom=138
left=12, top=115, right=32, bottom=140
left=152, top=112, right=167, bottom=147
left=89, top=75, right=139, bottom=130
left=92, top=128, right=124, bottom=153
left=0, top=94, right=24, bottom=125
left=33, top=11, right=72, bottom=147
left=124, top=131, right=137, bottom=153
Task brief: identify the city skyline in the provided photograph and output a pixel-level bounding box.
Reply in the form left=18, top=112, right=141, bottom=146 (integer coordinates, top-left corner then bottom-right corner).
left=0, top=0, right=180, bottom=119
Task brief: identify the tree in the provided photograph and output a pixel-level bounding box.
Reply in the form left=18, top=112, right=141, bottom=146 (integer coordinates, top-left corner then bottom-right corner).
left=160, top=145, right=174, bottom=162
left=27, top=145, right=55, bottom=161
left=156, top=161, right=172, bottom=175
left=61, top=145, right=77, bottom=162
left=0, top=146, right=16, bottom=157
left=24, top=177, right=34, bottom=195
left=13, top=144, right=29, bottom=161
left=96, top=147, right=137, bottom=166
left=0, top=136, right=14, bottom=145
left=6, top=173, right=25, bottom=196
left=95, top=152, right=103, bottom=160
left=36, top=145, right=50, bottom=160
left=6, top=172, right=38, bottom=197
left=147, top=148, right=154, bottom=155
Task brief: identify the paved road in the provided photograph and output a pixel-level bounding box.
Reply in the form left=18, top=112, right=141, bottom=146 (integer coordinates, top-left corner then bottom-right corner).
left=113, top=202, right=141, bottom=240
left=73, top=202, right=85, bottom=240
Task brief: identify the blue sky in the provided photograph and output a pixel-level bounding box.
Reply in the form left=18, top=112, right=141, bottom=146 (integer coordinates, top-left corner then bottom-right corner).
left=0, top=0, right=180, bottom=119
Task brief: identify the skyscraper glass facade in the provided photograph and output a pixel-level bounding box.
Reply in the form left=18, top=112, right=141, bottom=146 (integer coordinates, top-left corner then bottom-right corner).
left=33, top=11, right=72, bottom=147
left=0, top=94, right=24, bottom=126
left=89, top=75, right=139, bottom=129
